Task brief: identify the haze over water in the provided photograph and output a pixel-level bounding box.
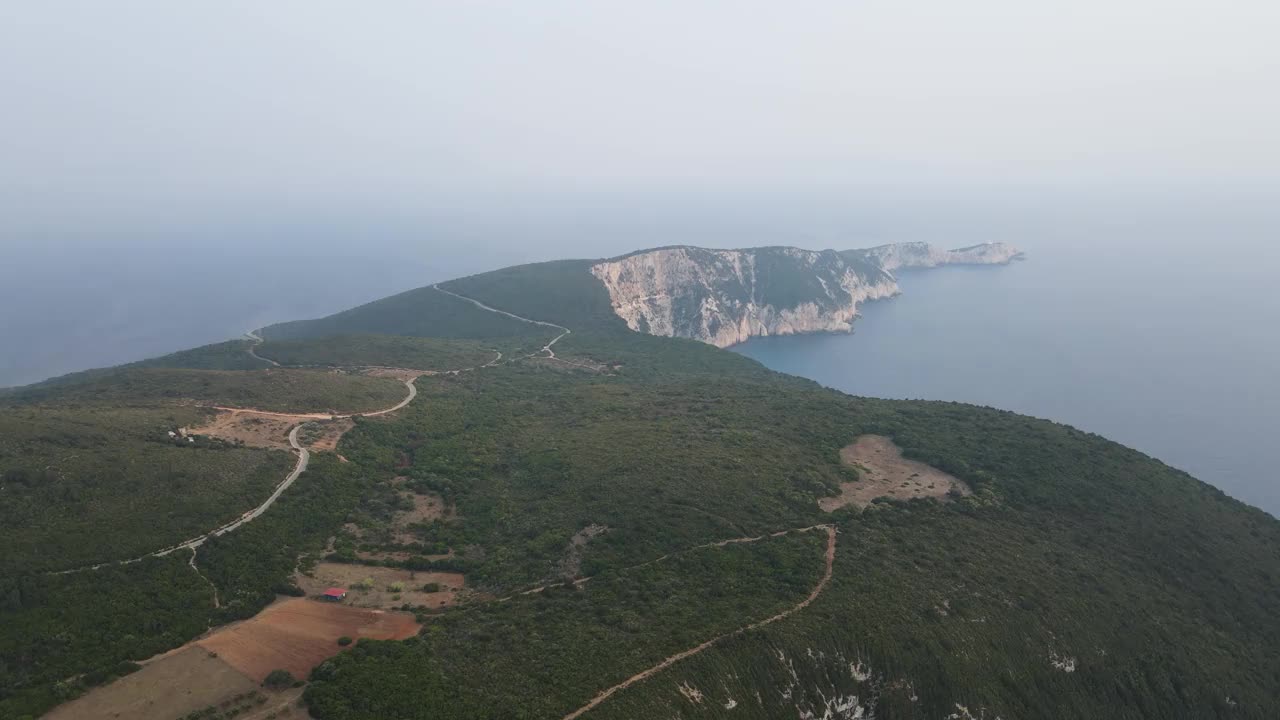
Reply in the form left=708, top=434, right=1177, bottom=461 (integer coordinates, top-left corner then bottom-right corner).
left=736, top=217, right=1280, bottom=518
left=3, top=194, right=1278, bottom=517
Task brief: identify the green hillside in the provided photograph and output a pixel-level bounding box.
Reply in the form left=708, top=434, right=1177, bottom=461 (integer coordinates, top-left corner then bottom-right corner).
left=256, top=334, right=503, bottom=371
left=2, top=366, right=407, bottom=414
left=4, top=252, right=1279, bottom=719
left=260, top=283, right=553, bottom=342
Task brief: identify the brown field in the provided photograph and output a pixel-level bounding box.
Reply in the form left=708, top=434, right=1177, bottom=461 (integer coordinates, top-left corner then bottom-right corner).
left=44, top=646, right=258, bottom=720
left=189, top=410, right=296, bottom=450
left=296, top=562, right=466, bottom=610
left=197, top=598, right=420, bottom=683
left=819, top=434, right=972, bottom=511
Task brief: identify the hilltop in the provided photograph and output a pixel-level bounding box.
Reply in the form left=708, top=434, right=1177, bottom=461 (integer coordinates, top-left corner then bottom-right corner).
left=2, top=242, right=1277, bottom=720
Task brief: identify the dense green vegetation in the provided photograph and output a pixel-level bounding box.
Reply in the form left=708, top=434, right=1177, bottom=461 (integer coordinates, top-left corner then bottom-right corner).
left=0, top=405, right=293, bottom=574
left=304, top=531, right=825, bottom=719
left=592, top=403, right=1280, bottom=719
left=199, top=454, right=375, bottom=624
left=2, top=367, right=407, bottom=414
left=0, top=451, right=378, bottom=718
left=6, top=254, right=1280, bottom=719
left=0, top=554, right=212, bottom=716
left=257, top=334, right=506, bottom=371
left=304, top=341, right=1280, bottom=718
left=336, top=365, right=838, bottom=589
left=441, top=258, right=626, bottom=334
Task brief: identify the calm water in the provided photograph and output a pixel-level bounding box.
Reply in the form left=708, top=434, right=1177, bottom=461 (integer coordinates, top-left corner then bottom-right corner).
left=736, top=236, right=1280, bottom=517
left=5, top=198, right=1278, bottom=515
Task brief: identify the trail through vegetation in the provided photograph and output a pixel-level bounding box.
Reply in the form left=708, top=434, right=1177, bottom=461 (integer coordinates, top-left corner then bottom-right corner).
left=562, top=525, right=837, bottom=719
left=50, top=287, right=566, bottom=575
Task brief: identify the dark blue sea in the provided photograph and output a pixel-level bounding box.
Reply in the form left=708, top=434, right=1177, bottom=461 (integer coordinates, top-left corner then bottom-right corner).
left=735, top=233, right=1280, bottom=517
left=5, top=197, right=1278, bottom=515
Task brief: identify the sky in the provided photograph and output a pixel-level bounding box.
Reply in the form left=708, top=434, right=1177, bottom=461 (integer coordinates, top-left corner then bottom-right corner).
left=1, top=1, right=1279, bottom=385
left=2, top=0, right=1278, bottom=239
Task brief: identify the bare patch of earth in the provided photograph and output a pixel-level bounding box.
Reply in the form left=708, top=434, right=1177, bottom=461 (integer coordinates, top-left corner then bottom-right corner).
left=554, top=524, right=608, bottom=580
left=43, top=645, right=258, bottom=720
left=188, top=411, right=296, bottom=450
left=295, top=562, right=467, bottom=610
left=363, top=367, right=425, bottom=381
left=297, top=418, right=355, bottom=452
left=197, top=597, right=419, bottom=683
left=397, top=490, right=446, bottom=524
left=819, top=435, right=972, bottom=512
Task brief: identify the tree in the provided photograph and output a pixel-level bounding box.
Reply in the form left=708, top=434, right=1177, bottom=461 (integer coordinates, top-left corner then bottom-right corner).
left=263, top=669, right=296, bottom=690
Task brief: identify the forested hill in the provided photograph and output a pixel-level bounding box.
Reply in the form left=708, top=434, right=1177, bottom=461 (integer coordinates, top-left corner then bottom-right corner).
left=3, top=245, right=1279, bottom=720
left=262, top=242, right=1022, bottom=349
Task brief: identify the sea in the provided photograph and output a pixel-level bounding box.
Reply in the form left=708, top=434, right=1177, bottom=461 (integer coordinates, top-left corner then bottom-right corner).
left=735, top=230, right=1280, bottom=518
left=4, top=194, right=1278, bottom=515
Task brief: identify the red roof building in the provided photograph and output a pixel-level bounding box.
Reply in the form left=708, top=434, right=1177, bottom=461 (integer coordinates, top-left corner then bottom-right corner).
left=323, top=587, right=348, bottom=601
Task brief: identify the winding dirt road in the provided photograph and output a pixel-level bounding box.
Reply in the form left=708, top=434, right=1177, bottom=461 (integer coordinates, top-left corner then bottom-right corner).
left=52, top=291, right=556, bottom=575
left=243, top=330, right=280, bottom=367
left=432, top=284, right=578, bottom=363
left=562, top=525, right=838, bottom=719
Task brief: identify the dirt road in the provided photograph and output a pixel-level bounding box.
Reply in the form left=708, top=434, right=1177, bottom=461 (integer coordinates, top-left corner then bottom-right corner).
left=562, top=525, right=837, bottom=719
left=53, top=291, right=568, bottom=575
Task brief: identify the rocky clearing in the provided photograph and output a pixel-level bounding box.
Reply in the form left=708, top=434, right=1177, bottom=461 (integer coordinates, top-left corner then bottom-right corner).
left=819, top=434, right=972, bottom=511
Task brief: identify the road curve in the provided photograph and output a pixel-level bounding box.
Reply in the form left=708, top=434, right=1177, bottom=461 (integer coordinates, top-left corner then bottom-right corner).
left=562, top=525, right=837, bottom=719
left=432, top=284, right=572, bottom=359
left=51, top=292, right=564, bottom=575
left=244, top=329, right=280, bottom=367
left=48, top=378, right=413, bottom=575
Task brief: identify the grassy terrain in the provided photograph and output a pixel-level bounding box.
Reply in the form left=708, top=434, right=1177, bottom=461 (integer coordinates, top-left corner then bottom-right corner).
left=256, top=335, right=506, bottom=371
left=2, top=367, right=407, bottom=414
left=0, top=405, right=294, bottom=574
left=260, top=284, right=551, bottom=342
left=440, top=258, right=627, bottom=334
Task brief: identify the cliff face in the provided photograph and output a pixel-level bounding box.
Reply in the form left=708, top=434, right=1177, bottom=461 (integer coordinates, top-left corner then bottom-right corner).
left=851, top=241, right=1024, bottom=272
left=590, top=242, right=1021, bottom=347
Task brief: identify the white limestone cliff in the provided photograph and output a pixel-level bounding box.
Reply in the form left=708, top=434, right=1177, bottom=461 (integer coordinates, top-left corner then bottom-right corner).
left=590, top=242, right=1021, bottom=348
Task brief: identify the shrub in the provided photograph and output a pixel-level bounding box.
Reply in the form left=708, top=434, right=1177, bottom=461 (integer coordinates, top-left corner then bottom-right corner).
left=263, top=669, right=296, bottom=690
left=337, top=636, right=352, bottom=646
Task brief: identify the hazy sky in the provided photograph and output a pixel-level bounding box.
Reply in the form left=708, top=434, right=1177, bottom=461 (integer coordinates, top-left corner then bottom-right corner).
left=3, top=1, right=1278, bottom=241
left=2, top=2, right=1279, bottom=386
